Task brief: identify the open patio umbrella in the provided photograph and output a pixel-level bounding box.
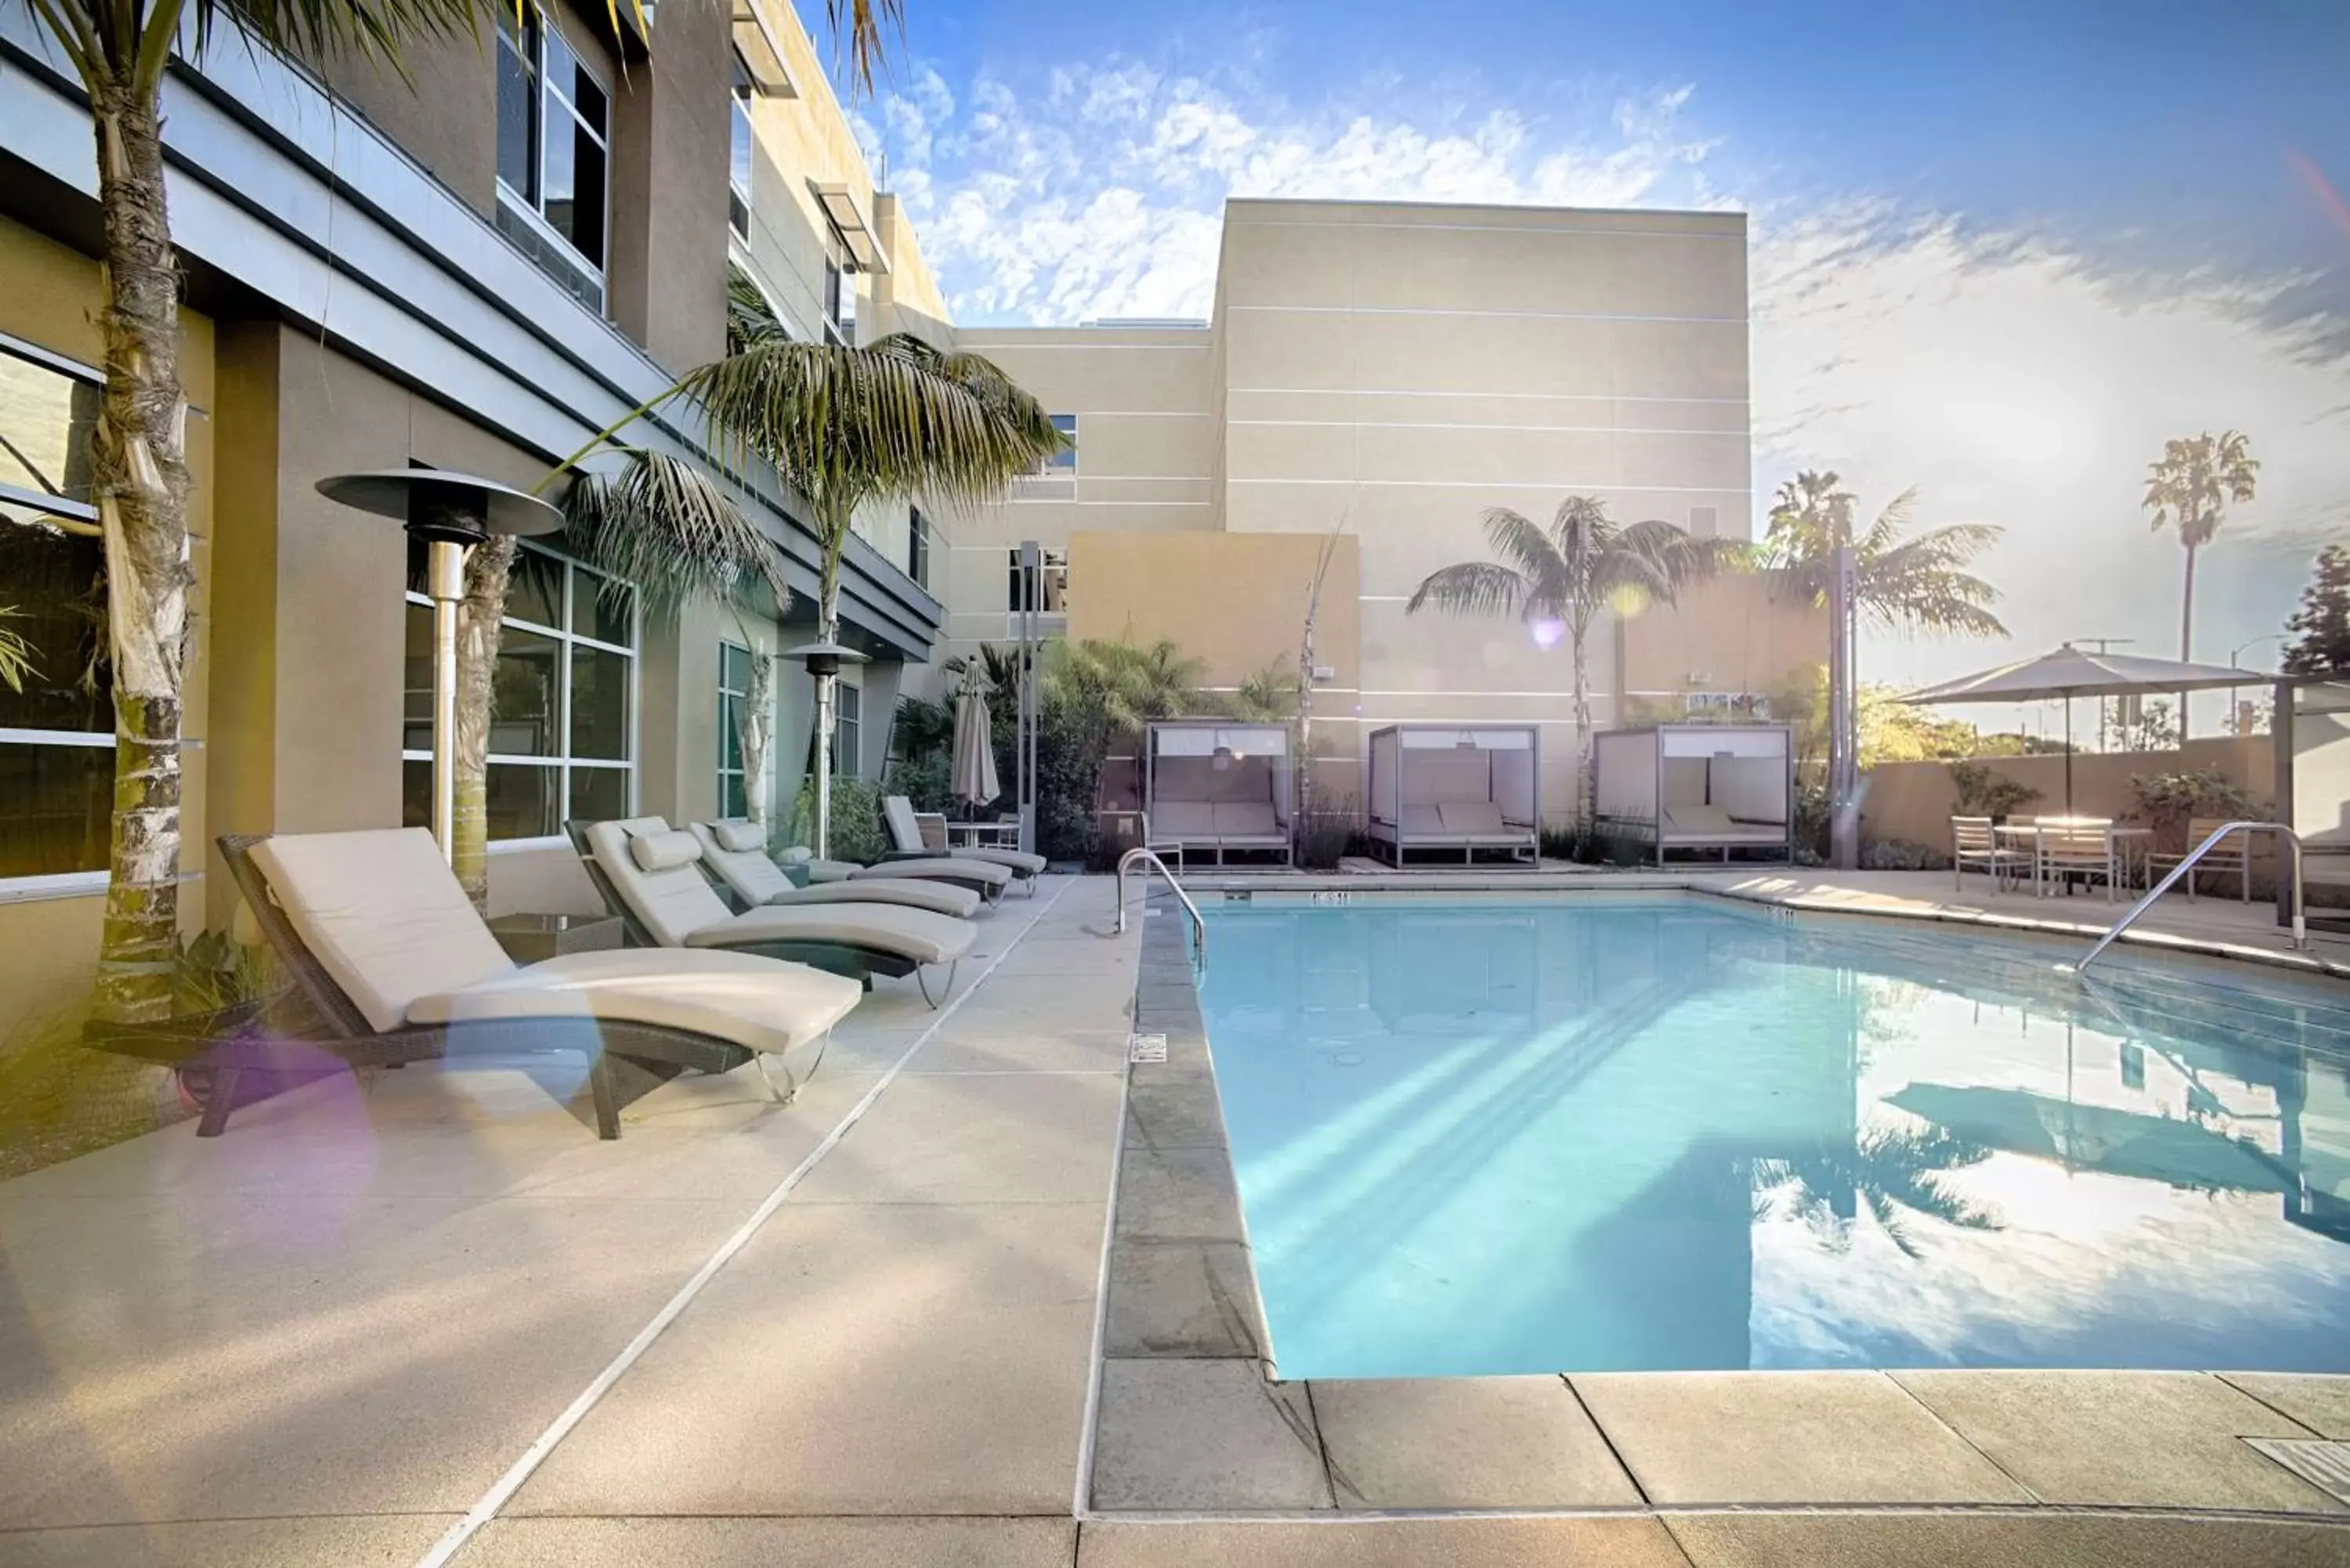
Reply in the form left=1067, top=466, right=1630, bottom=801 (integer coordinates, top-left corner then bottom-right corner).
left=951, top=665, right=1002, bottom=811
left=1896, top=645, right=2269, bottom=811
left=1885, top=1083, right=2294, bottom=1195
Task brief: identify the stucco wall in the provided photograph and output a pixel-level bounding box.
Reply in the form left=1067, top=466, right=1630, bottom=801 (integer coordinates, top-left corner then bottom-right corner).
left=1861, top=737, right=2276, bottom=852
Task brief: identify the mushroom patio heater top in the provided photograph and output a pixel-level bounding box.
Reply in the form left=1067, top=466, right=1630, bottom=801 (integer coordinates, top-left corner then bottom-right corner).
left=315, top=469, right=562, bottom=861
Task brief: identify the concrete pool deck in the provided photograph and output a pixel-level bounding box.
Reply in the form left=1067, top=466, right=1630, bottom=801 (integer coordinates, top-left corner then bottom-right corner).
left=0, top=871, right=2346, bottom=1566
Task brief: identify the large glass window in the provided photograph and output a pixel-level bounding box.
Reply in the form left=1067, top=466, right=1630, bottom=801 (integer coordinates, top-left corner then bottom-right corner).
left=907, top=506, right=929, bottom=591
left=402, top=543, right=635, bottom=842
left=824, top=255, right=855, bottom=344
left=835, top=681, right=861, bottom=778
left=0, top=341, right=112, bottom=881
left=1041, top=413, right=1077, bottom=473
left=496, top=8, right=609, bottom=305
left=718, top=641, right=752, bottom=818
left=729, top=52, right=755, bottom=243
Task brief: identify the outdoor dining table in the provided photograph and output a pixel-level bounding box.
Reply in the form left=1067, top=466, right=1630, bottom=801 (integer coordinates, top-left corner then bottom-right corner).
left=1994, top=818, right=2153, bottom=898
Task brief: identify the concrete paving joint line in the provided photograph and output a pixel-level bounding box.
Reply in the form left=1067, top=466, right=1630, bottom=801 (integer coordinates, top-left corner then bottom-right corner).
left=410, top=878, right=1083, bottom=1568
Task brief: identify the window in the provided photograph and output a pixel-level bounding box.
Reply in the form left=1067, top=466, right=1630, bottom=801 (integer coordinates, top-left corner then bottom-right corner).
left=402, top=542, right=635, bottom=841
left=1007, top=547, right=1069, bottom=614
left=824, top=255, right=855, bottom=343
left=1041, top=413, right=1077, bottom=474
left=718, top=641, right=754, bottom=818
left=0, top=339, right=111, bottom=881
left=496, top=8, right=610, bottom=306
left=728, top=52, right=754, bottom=243
left=834, top=682, right=861, bottom=778
left=906, top=507, right=929, bottom=591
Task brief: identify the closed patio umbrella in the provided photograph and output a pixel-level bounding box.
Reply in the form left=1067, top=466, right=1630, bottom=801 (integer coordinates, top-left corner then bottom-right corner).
left=952, top=667, right=1002, bottom=812
left=1896, top=645, right=2269, bottom=812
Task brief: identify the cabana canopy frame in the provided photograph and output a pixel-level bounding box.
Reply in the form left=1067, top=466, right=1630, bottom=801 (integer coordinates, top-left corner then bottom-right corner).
left=1592, top=723, right=1795, bottom=865
left=1144, top=721, right=1294, bottom=868
left=1365, top=724, right=1542, bottom=868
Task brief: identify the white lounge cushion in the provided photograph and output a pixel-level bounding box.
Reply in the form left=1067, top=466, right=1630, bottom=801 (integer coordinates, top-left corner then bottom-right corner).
left=1399, top=803, right=1444, bottom=835
left=684, top=902, right=978, bottom=966
left=712, top=819, right=766, bottom=853
left=882, top=795, right=928, bottom=853
left=407, top=947, right=860, bottom=1059
left=1438, top=799, right=1507, bottom=836
left=765, top=877, right=982, bottom=919
left=778, top=845, right=814, bottom=865
left=954, top=846, right=1047, bottom=876
left=1153, top=800, right=1215, bottom=836
left=1215, top=801, right=1279, bottom=837
left=856, top=857, right=1011, bottom=889
left=1663, top=804, right=1737, bottom=836
left=806, top=858, right=857, bottom=882
left=249, top=828, right=515, bottom=1034
left=689, top=821, right=800, bottom=905
left=587, top=817, right=735, bottom=948
left=631, top=829, right=703, bottom=872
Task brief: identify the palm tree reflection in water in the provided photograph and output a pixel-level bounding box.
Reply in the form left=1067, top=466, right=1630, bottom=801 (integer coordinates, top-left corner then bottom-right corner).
left=1754, top=1123, right=2002, bottom=1261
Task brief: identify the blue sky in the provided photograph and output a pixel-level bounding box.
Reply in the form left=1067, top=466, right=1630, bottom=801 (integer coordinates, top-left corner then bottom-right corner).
left=842, top=2, right=2350, bottom=715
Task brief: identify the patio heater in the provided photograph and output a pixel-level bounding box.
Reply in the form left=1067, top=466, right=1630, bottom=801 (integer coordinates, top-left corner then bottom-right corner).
left=781, top=639, right=869, bottom=858
left=1827, top=543, right=1860, bottom=869
left=1014, top=539, right=1040, bottom=857
left=316, top=469, right=562, bottom=862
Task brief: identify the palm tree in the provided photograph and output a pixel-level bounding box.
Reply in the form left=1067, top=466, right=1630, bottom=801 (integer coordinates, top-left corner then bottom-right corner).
left=667, top=334, right=1061, bottom=854
left=1760, top=472, right=2005, bottom=640
left=1407, top=497, right=1727, bottom=825
left=2144, top=432, right=2258, bottom=734
left=562, top=450, right=792, bottom=831
left=1753, top=1122, right=2001, bottom=1260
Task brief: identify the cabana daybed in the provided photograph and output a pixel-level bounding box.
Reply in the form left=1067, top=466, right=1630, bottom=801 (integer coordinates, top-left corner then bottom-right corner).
left=1592, top=723, right=1795, bottom=865
left=1365, top=724, right=1542, bottom=867
left=1144, top=721, right=1294, bottom=869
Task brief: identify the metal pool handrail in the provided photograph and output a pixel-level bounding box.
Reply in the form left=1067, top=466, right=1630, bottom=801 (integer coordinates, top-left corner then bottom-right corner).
left=2073, top=821, right=2306, bottom=974
left=1115, top=847, right=1206, bottom=967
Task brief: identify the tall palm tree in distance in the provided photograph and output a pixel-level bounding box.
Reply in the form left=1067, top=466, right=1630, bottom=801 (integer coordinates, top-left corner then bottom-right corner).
left=2144, top=431, right=2258, bottom=736
left=1408, top=497, right=1729, bottom=826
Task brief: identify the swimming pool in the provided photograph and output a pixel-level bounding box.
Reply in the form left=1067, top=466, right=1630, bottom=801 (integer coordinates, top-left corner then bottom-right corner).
left=1195, top=895, right=2350, bottom=1380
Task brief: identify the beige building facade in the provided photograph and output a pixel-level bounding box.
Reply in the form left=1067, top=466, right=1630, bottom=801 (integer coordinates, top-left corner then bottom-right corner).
left=0, top=0, right=1814, bottom=1035
left=945, top=199, right=1799, bottom=817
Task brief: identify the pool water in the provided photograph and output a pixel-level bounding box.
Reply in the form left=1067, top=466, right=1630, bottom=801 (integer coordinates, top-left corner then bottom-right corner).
left=1195, top=897, right=2350, bottom=1380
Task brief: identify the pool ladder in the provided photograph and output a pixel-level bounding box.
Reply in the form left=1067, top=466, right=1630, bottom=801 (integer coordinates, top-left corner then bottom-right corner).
left=1115, top=847, right=1206, bottom=970
left=2073, top=821, right=2307, bottom=975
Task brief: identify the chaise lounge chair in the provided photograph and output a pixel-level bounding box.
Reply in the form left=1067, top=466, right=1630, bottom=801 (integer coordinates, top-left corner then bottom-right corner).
left=573, top=818, right=978, bottom=1006
left=689, top=819, right=982, bottom=919
left=777, top=841, right=1014, bottom=902
left=93, top=829, right=862, bottom=1140
left=882, top=795, right=1048, bottom=893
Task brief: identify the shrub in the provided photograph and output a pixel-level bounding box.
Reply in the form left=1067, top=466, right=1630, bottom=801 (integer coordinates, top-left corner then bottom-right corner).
left=884, top=753, right=953, bottom=814
left=1948, top=761, right=2041, bottom=822
left=1861, top=837, right=1951, bottom=871
left=790, top=775, right=888, bottom=863
left=2128, top=768, right=2258, bottom=849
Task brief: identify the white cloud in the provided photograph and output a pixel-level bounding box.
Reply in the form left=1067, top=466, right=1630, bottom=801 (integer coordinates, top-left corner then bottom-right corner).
left=862, top=58, right=2350, bottom=699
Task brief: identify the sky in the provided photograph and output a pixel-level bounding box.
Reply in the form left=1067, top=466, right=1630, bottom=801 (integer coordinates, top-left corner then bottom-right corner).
left=835, top=1, right=2350, bottom=725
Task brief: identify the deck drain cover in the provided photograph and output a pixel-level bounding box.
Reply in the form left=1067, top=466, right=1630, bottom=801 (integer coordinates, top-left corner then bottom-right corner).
left=2244, top=1439, right=2350, bottom=1504
left=1128, top=1033, right=1167, bottom=1064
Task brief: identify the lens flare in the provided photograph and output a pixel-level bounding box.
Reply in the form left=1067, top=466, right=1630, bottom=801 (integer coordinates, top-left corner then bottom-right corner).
left=1530, top=617, right=1566, bottom=650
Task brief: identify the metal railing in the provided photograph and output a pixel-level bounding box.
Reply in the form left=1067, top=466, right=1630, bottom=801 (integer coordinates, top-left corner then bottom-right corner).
left=1115, top=847, right=1206, bottom=968
left=2073, top=821, right=2307, bottom=974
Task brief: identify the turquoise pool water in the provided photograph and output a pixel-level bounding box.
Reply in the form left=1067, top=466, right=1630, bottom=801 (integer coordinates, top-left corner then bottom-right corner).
left=1195, top=896, right=2350, bottom=1379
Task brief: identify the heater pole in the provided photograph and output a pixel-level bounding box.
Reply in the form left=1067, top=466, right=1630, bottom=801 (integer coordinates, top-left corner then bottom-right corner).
left=427, top=539, right=467, bottom=862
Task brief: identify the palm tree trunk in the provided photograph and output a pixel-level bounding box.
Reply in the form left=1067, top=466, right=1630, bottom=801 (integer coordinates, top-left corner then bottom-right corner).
left=812, top=521, right=844, bottom=857
left=88, top=74, right=194, bottom=1025
left=741, top=649, right=776, bottom=826
left=2178, top=540, right=2198, bottom=742
left=453, top=535, right=518, bottom=911
left=1571, top=627, right=1593, bottom=833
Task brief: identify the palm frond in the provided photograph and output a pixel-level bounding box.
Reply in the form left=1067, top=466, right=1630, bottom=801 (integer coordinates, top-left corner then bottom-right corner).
left=1474, top=508, right=1565, bottom=587
left=726, top=262, right=786, bottom=356
left=561, top=449, right=790, bottom=622
left=0, top=606, right=35, bottom=694
left=1407, top=562, right=1533, bottom=618
left=822, top=0, right=903, bottom=97
left=676, top=331, right=1061, bottom=537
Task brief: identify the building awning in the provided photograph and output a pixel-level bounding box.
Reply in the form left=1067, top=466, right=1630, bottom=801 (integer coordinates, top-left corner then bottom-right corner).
left=811, top=181, right=890, bottom=274
left=731, top=1, right=800, bottom=97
